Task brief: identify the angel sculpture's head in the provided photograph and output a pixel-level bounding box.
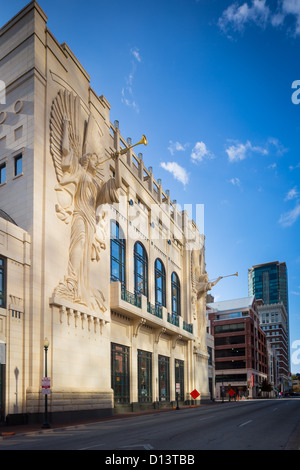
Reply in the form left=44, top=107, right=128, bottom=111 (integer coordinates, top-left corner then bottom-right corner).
left=80, top=152, right=99, bottom=175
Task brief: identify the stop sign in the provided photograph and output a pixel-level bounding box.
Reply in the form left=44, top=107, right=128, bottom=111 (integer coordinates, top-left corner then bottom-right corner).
left=228, top=389, right=235, bottom=397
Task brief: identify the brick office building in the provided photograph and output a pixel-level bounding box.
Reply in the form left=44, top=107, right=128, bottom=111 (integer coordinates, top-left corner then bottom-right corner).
left=208, top=297, right=268, bottom=399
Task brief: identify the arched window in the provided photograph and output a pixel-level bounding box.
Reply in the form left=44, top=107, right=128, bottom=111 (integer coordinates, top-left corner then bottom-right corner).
left=134, top=242, right=148, bottom=297
left=171, top=272, right=181, bottom=316
left=155, top=258, right=166, bottom=307
left=110, top=220, right=126, bottom=287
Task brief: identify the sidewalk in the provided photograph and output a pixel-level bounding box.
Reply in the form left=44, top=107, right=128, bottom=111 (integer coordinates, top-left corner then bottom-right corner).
left=0, top=404, right=207, bottom=437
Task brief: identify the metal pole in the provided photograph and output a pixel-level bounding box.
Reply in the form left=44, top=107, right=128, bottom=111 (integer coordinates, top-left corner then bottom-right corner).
left=42, top=342, right=50, bottom=429
left=176, top=392, right=180, bottom=410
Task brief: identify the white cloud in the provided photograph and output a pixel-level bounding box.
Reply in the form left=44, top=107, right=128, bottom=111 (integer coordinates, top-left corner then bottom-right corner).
left=226, top=140, right=268, bottom=162
left=279, top=203, right=300, bottom=226
left=218, top=0, right=270, bottom=33
left=291, top=290, right=300, bottom=296
left=130, top=47, right=141, bottom=62
left=191, top=141, right=214, bottom=163
left=219, top=0, right=300, bottom=36
left=284, top=186, right=299, bottom=201
left=168, top=140, right=189, bottom=155
left=267, top=137, right=288, bottom=155
left=160, top=161, right=189, bottom=186
left=121, top=47, right=141, bottom=113
left=229, top=177, right=241, bottom=186
left=289, top=162, right=300, bottom=170
left=282, top=0, right=300, bottom=35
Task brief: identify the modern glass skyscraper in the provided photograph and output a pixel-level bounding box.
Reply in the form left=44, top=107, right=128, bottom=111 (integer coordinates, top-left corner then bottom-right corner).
left=248, top=261, right=290, bottom=389
left=248, top=261, right=288, bottom=314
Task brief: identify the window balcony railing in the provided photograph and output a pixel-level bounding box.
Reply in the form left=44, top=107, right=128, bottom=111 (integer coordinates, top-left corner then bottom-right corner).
left=121, top=287, right=141, bottom=308
left=0, top=289, right=5, bottom=308
left=167, top=312, right=179, bottom=327
left=183, top=321, right=193, bottom=334
left=147, top=302, right=163, bottom=319
left=111, top=282, right=194, bottom=341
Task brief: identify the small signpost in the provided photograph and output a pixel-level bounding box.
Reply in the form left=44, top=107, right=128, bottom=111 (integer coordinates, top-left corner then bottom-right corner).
left=176, top=383, right=180, bottom=410
left=41, top=377, right=51, bottom=395
left=190, top=389, right=200, bottom=407
left=190, top=389, right=200, bottom=399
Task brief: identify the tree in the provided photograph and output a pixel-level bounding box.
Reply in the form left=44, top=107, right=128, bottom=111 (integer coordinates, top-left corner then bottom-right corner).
left=261, top=379, right=272, bottom=397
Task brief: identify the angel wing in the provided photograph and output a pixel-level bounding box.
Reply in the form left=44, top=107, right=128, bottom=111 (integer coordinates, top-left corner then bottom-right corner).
left=50, top=89, right=82, bottom=183
left=82, top=111, right=105, bottom=182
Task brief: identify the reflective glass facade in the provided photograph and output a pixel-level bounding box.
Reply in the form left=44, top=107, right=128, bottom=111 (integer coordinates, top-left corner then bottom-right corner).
left=248, top=262, right=288, bottom=313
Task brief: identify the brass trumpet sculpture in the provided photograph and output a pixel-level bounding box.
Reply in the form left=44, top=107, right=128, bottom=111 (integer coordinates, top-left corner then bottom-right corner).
left=96, top=135, right=147, bottom=166
left=119, top=134, right=147, bottom=156
left=210, top=272, right=238, bottom=282
left=223, top=272, right=238, bottom=279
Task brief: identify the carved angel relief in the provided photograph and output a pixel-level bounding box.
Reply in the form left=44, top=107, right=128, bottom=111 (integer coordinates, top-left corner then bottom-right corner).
left=50, top=89, right=121, bottom=313
left=191, top=248, right=222, bottom=346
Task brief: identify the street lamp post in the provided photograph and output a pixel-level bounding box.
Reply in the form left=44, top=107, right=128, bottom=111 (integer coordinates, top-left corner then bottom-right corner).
left=42, top=337, right=50, bottom=429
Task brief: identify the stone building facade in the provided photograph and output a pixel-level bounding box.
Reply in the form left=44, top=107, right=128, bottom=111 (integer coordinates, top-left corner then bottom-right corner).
left=0, top=1, right=213, bottom=423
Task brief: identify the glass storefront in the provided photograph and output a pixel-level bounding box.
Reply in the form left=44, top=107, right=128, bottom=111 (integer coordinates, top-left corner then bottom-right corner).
left=175, top=359, right=184, bottom=401
left=158, top=355, right=170, bottom=401
left=137, top=350, right=152, bottom=402
left=111, top=343, right=130, bottom=404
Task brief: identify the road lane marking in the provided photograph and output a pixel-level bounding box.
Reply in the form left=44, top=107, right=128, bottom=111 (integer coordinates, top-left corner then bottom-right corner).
left=79, top=443, right=105, bottom=450
left=238, top=420, right=253, bottom=427
left=121, top=444, right=154, bottom=450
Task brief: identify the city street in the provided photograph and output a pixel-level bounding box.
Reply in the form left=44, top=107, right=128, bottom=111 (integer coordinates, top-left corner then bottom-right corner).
left=0, top=398, right=299, bottom=451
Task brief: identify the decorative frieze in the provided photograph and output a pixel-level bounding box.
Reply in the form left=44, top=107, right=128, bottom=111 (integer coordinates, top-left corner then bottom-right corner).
left=50, top=297, right=109, bottom=334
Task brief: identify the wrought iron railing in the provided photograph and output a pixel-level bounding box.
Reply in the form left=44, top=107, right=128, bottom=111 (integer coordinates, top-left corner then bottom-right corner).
left=183, top=321, right=193, bottom=334
left=121, top=287, right=141, bottom=308
left=147, top=302, right=163, bottom=319
left=0, top=290, right=5, bottom=308
left=167, top=312, right=179, bottom=327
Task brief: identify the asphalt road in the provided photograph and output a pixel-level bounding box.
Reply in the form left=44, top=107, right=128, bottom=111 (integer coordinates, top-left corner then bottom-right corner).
left=1, top=398, right=299, bottom=451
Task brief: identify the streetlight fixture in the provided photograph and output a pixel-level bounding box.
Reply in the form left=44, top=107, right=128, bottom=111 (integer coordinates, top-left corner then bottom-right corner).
left=42, top=337, right=50, bottom=429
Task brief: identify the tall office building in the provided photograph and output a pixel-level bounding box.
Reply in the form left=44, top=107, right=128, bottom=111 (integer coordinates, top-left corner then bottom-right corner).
left=248, top=261, right=289, bottom=314
left=248, top=262, right=290, bottom=392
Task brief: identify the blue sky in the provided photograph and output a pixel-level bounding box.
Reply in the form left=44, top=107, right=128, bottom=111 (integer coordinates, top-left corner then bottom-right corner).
left=2, top=0, right=300, bottom=373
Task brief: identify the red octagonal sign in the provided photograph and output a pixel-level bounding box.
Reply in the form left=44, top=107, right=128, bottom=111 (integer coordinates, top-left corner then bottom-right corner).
left=190, top=389, right=200, bottom=399
left=229, top=389, right=236, bottom=397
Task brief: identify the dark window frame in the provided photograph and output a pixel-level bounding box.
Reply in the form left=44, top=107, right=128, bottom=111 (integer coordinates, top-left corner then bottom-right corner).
left=110, top=220, right=126, bottom=288
left=137, top=350, right=152, bottom=403
left=111, top=343, right=130, bottom=404
left=154, top=258, right=166, bottom=308
left=14, top=153, right=23, bottom=177
left=171, top=271, right=181, bottom=316
left=0, top=162, right=6, bottom=185
left=134, top=241, right=148, bottom=298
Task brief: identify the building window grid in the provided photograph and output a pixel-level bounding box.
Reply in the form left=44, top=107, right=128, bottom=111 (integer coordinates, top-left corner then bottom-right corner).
left=171, top=272, right=181, bottom=316
left=175, top=359, right=184, bottom=401
left=134, top=242, right=148, bottom=298
left=154, top=258, right=166, bottom=308
left=110, top=220, right=126, bottom=288
left=111, top=343, right=130, bottom=404
left=158, top=355, right=170, bottom=401
left=137, top=350, right=152, bottom=403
